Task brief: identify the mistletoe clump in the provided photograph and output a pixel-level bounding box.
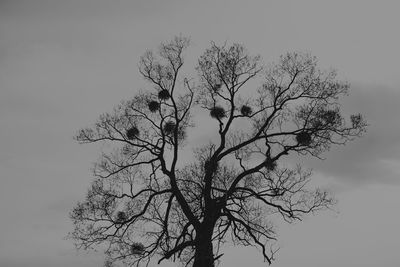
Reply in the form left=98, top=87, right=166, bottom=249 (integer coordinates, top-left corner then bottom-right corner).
left=158, top=89, right=170, bottom=100
left=163, top=121, right=176, bottom=135
left=240, top=105, right=252, bottom=116
left=263, top=158, right=277, bottom=171
left=213, top=83, right=222, bottom=91
left=126, top=127, right=139, bottom=140
left=204, top=159, right=219, bottom=174
left=210, top=106, right=226, bottom=119
left=115, top=211, right=127, bottom=224
left=130, top=242, right=145, bottom=255
left=148, top=100, right=160, bottom=112
left=296, top=132, right=312, bottom=146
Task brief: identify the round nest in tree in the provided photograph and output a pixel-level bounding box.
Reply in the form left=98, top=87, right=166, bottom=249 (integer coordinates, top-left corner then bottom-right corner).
left=163, top=121, right=176, bottom=135
left=204, top=160, right=219, bottom=173
left=321, top=109, right=340, bottom=125
left=264, top=159, right=277, bottom=171
left=126, top=127, right=139, bottom=140
left=210, top=106, right=226, bottom=119
left=296, top=132, right=312, bottom=146
left=148, top=100, right=160, bottom=112
left=131, top=242, right=145, bottom=255
left=213, top=83, right=222, bottom=91
left=240, top=105, right=252, bottom=116
left=116, top=211, right=127, bottom=223
left=158, top=89, right=170, bottom=100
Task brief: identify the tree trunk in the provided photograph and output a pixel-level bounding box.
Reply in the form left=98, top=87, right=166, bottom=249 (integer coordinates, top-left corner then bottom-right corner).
left=192, top=232, right=214, bottom=267
left=193, top=194, right=218, bottom=267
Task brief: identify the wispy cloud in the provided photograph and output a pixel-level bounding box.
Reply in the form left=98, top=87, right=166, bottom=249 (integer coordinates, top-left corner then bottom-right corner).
left=309, top=84, right=400, bottom=185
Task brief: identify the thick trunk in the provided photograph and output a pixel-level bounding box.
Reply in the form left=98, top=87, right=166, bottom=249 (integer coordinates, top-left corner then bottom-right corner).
left=193, top=192, right=218, bottom=267
left=192, top=234, right=214, bottom=267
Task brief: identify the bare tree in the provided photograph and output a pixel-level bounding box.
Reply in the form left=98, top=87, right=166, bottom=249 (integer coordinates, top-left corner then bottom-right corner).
left=70, top=36, right=366, bottom=267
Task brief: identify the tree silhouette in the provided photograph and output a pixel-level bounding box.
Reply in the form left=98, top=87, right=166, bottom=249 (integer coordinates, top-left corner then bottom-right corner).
left=70, top=36, right=366, bottom=267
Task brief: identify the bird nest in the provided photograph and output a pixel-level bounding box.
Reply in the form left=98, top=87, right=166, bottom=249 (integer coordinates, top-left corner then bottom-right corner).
left=148, top=100, right=160, bottom=112
left=130, top=242, right=145, bottom=255
left=296, top=132, right=312, bottom=146
left=204, top=159, right=219, bottom=173
left=263, top=158, right=277, bottom=171
left=163, top=121, right=176, bottom=135
left=213, top=83, right=222, bottom=91
left=210, top=106, right=226, bottom=119
left=240, top=105, right=252, bottom=116
left=158, top=89, right=170, bottom=100
left=115, top=211, right=127, bottom=223
left=126, top=127, right=139, bottom=140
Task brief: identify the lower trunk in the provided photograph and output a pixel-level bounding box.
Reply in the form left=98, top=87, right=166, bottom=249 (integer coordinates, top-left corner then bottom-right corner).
left=192, top=237, right=214, bottom=267
left=193, top=199, right=218, bottom=267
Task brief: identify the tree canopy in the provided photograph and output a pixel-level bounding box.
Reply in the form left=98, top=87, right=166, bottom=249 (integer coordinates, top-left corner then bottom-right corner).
left=70, top=36, right=366, bottom=267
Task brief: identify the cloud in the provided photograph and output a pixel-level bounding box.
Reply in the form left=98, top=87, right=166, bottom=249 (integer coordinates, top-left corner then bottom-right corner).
left=308, top=83, right=400, bottom=185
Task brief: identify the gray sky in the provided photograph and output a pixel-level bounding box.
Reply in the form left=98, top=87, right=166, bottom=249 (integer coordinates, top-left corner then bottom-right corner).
left=1, top=0, right=399, bottom=266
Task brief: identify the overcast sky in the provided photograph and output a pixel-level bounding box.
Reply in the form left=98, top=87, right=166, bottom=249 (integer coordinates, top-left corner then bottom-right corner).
left=1, top=0, right=400, bottom=266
